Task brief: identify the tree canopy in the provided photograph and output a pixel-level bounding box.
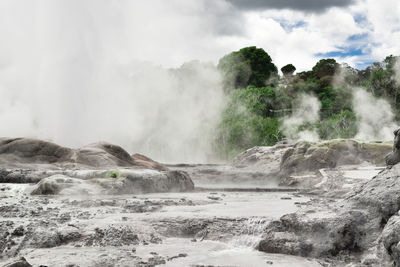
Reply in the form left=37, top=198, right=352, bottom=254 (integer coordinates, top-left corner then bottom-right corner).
left=218, top=46, right=278, bottom=89
left=281, top=64, right=296, bottom=76
left=214, top=46, right=400, bottom=158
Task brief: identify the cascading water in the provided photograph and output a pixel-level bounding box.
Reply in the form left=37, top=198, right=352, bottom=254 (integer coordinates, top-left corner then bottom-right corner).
left=230, top=217, right=268, bottom=248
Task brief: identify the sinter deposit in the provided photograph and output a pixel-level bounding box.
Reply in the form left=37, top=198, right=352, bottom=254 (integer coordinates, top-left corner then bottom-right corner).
left=1, top=136, right=400, bottom=266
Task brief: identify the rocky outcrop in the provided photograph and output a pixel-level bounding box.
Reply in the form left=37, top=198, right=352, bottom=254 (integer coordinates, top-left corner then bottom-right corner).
left=30, top=175, right=102, bottom=195
left=233, top=142, right=292, bottom=173
left=382, top=215, right=400, bottom=265
left=386, top=128, right=400, bottom=166
left=279, top=139, right=391, bottom=177
left=0, top=137, right=167, bottom=170
left=3, top=257, right=32, bottom=267
left=258, top=163, right=400, bottom=265
left=131, top=153, right=168, bottom=171
left=93, top=170, right=194, bottom=194
left=233, top=139, right=391, bottom=178
left=0, top=138, right=191, bottom=194
left=30, top=170, right=194, bottom=195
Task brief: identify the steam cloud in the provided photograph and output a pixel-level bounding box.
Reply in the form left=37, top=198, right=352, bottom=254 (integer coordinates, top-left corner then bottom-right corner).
left=282, top=93, right=321, bottom=142
left=352, top=87, right=397, bottom=141
left=0, top=1, right=224, bottom=163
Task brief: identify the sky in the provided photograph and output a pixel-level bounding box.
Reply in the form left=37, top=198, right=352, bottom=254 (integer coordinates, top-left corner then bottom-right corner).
left=159, top=0, right=399, bottom=71
left=0, top=0, right=399, bottom=72
left=0, top=0, right=399, bottom=162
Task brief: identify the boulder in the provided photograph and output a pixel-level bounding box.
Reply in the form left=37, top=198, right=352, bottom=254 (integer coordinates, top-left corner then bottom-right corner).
left=3, top=257, right=32, bottom=267
left=30, top=175, right=101, bottom=195
left=386, top=128, right=400, bottom=166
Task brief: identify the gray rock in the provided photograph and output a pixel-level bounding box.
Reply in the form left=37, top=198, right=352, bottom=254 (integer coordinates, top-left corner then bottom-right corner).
left=3, top=257, right=32, bottom=267
left=382, top=215, right=400, bottom=265
left=386, top=128, right=400, bottom=166
left=30, top=170, right=194, bottom=195
left=258, top=161, right=400, bottom=264
left=0, top=137, right=161, bottom=170
left=279, top=139, right=391, bottom=177
left=30, top=175, right=88, bottom=195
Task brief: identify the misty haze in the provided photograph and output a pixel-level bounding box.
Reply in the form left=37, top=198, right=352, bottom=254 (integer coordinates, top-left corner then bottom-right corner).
left=1, top=1, right=400, bottom=267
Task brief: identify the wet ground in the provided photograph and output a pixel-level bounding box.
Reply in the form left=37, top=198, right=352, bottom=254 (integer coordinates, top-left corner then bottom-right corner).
left=0, top=183, right=323, bottom=266
left=0, top=163, right=384, bottom=266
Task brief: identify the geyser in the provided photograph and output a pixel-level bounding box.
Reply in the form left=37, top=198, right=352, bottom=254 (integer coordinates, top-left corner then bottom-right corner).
left=0, top=1, right=224, bottom=163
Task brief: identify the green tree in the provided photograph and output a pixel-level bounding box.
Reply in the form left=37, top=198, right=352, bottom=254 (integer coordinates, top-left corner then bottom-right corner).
left=215, top=87, right=286, bottom=158
left=218, top=46, right=278, bottom=89
left=312, top=58, right=339, bottom=78
left=281, top=64, right=296, bottom=77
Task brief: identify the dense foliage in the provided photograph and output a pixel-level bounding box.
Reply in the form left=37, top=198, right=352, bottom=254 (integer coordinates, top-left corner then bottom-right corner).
left=218, top=46, right=278, bottom=89
left=281, top=64, right=296, bottom=77
left=214, top=46, right=400, bottom=158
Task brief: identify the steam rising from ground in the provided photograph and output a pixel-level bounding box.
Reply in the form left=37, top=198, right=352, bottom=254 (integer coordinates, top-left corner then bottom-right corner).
left=282, top=87, right=398, bottom=142
left=395, top=59, right=400, bottom=86
left=353, top=88, right=397, bottom=141
left=282, top=94, right=321, bottom=142
left=0, top=2, right=224, bottom=163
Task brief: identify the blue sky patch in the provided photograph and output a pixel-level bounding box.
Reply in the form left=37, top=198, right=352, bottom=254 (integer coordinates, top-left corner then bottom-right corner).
left=347, top=33, right=369, bottom=42
left=277, top=19, right=307, bottom=32
left=316, top=48, right=365, bottom=58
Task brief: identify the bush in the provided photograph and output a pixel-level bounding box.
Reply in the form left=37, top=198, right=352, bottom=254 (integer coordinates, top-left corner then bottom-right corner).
left=215, top=88, right=285, bottom=158
left=316, top=110, right=357, bottom=139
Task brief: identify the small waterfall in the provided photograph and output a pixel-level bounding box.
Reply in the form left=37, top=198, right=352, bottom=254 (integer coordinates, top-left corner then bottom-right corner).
left=231, top=217, right=268, bottom=248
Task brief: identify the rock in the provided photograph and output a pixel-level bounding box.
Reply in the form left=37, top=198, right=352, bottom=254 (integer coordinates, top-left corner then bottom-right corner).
left=279, top=139, right=391, bottom=177
left=233, top=144, right=292, bottom=172
left=131, top=153, right=168, bottom=171
left=84, top=226, right=139, bottom=247
left=12, top=226, right=24, bottom=236
left=93, top=170, right=194, bottom=194
left=3, top=257, right=32, bottom=267
left=258, top=161, right=400, bottom=264
left=30, top=170, right=193, bottom=195
left=382, top=215, right=400, bottom=265
left=75, top=142, right=134, bottom=168
left=30, top=175, right=96, bottom=195
left=231, top=139, right=391, bottom=189
left=385, top=128, right=400, bottom=166
left=0, top=137, right=168, bottom=170
left=207, top=196, right=221, bottom=201
left=258, top=210, right=367, bottom=258
left=349, top=163, right=400, bottom=221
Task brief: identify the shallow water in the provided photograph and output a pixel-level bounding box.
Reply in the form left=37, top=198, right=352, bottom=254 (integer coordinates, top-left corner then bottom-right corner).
left=136, top=238, right=323, bottom=267
left=1, top=182, right=318, bottom=266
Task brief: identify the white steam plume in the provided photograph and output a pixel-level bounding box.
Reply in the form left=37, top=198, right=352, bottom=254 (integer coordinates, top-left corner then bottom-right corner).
left=394, top=58, right=400, bottom=86
left=0, top=1, right=224, bottom=163
left=282, top=93, right=321, bottom=142
left=352, top=87, right=397, bottom=141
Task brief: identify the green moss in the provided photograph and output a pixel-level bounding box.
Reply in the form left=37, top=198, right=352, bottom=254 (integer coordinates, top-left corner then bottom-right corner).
left=105, top=170, right=120, bottom=179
